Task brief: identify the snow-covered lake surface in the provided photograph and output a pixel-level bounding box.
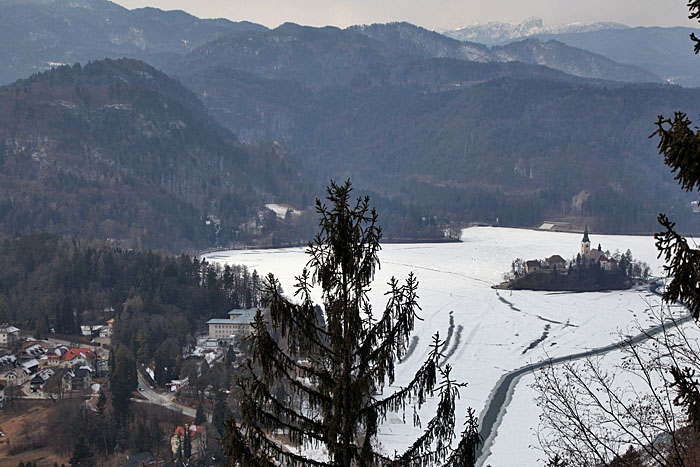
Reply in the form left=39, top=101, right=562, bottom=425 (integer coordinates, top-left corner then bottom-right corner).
left=205, top=227, right=678, bottom=466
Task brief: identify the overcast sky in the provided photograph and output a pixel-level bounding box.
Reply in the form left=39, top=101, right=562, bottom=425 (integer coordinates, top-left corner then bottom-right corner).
left=111, top=0, right=697, bottom=30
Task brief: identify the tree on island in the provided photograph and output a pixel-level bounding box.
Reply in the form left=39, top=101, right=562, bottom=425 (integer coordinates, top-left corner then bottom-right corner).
left=223, top=180, right=480, bottom=466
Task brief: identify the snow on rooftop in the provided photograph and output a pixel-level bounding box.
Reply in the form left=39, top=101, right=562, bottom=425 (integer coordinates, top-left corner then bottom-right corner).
left=265, top=203, right=301, bottom=219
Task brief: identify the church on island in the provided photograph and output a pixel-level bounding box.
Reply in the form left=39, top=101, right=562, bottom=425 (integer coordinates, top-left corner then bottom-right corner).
left=524, top=226, right=616, bottom=275
left=579, top=226, right=615, bottom=271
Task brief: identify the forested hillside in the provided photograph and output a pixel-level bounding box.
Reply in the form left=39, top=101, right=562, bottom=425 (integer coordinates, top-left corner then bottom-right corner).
left=1, top=6, right=698, bottom=237
left=0, top=59, right=315, bottom=250
left=174, top=23, right=700, bottom=233
left=0, top=0, right=266, bottom=85
left=0, top=233, right=258, bottom=359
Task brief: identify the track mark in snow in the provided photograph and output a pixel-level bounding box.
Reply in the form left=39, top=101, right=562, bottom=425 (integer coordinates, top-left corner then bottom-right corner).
left=496, top=292, right=578, bottom=327
left=440, top=312, right=456, bottom=354
left=399, top=336, right=420, bottom=364
left=455, top=324, right=480, bottom=359
left=497, top=293, right=521, bottom=311
left=441, top=325, right=464, bottom=366
left=521, top=324, right=550, bottom=355
left=476, top=281, right=690, bottom=467
left=383, top=260, right=493, bottom=285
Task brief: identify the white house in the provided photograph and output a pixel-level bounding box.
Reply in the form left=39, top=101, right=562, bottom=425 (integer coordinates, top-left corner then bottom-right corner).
left=207, top=309, right=258, bottom=344
left=0, top=324, right=20, bottom=348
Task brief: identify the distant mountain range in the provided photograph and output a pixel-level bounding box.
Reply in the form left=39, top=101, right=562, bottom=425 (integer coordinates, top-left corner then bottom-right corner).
left=444, top=17, right=629, bottom=45
left=170, top=21, right=700, bottom=234
left=0, top=0, right=266, bottom=85
left=1, top=2, right=700, bottom=250
left=352, top=23, right=661, bottom=84
left=444, top=18, right=700, bottom=87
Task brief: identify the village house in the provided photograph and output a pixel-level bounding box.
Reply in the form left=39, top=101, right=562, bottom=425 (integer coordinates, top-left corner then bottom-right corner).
left=45, top=345, right=69, bottom=366
left=60, top=348, right=95, bottom=369
left=81, top=325, right=104, bottom=337
left=166, top=377, right=189, bottom=393
left=170, top=424, right=206, bottom=459
left=29, top=374, right=45, bottom=392
left=29, top=369, right=53, bottom=392
left=20, top=358, right=40, bottom=375
left=62, top=365, right=93, bottom=392
left=0, top=324, right=20, bottom=348
left=0, top=354, right=17, bottom=372
left=101, top=318, right=115, bottom=338
left=207, top=308, right=257, bottom=345
left=1, top=369, right=29, bottom=387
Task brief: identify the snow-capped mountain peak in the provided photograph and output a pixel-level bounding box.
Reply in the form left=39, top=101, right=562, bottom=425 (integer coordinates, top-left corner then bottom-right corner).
left=444, top=17, right=629, bottom=45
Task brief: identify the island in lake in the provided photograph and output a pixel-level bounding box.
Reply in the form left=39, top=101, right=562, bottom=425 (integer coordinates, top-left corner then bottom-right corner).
left=499, top=226, right=651, bottom=291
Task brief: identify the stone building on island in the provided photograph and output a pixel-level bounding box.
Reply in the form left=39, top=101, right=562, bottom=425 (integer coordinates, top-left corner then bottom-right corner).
left=579, top=225, right=615, bottom=271
left=523, top=226, right=617, bottom=276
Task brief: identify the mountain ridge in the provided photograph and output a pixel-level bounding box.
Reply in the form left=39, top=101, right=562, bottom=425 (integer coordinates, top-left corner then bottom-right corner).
left=0, top=0, right=267, bottom=85
left=0, top=58, right=313, bottom=250
left=444, top=17, right=630, bottom=45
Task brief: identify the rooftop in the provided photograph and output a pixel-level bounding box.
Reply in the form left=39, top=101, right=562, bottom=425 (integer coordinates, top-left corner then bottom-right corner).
left=63, top=348, right=94, bottom=361
left=209, top=309, right=258, bottom=326
left=230, top=309, right=258, bottom=325
left=207, top=318, right=236, bottom=325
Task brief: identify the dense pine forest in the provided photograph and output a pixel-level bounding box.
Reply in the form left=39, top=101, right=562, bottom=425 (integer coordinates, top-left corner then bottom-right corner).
left=0, top=233, right=261, bottom=352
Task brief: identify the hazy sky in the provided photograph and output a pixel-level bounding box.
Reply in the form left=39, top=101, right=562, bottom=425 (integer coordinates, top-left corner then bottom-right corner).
left=111, top=0, right=698, bottom=30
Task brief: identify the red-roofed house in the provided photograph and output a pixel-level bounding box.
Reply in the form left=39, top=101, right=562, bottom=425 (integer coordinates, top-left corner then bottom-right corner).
left=171, top=424, right=206, bottom=459
left=61, top=348, right=94, bottom=368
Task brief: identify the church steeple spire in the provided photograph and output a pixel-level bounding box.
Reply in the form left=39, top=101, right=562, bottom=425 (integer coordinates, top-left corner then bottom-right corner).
left=581, top=225, right=591, bottom=259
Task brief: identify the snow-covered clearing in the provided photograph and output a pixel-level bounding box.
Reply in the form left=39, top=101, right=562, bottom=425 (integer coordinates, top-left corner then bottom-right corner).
left=265, top=203, right=302, bottom=219
left=205, top=227, right=682, bottom=466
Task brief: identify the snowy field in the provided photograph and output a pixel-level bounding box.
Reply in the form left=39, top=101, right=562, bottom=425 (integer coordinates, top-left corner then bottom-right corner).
left=205, top=227, right=683, bottom=466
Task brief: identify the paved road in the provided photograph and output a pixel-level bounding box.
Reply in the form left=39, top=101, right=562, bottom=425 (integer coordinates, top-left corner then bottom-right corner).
left=475, top=281, right=692, bottom=466
left=135, top=370, right=196, bottom=418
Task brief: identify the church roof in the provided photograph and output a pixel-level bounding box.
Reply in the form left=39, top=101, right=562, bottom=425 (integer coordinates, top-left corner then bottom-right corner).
left=589, top=249, right=604, bottom=261
left=582, top=225, right=590, bottom=243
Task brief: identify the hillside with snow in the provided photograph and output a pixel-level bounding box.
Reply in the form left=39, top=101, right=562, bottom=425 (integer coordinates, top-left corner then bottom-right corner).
left=205, top=227, right=688, bottom=466
left=444, top=17, right=629, bottom=45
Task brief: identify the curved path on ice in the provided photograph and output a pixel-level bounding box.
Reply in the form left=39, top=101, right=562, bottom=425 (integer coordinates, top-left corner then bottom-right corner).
left=475, top=281, right=692, bottom=466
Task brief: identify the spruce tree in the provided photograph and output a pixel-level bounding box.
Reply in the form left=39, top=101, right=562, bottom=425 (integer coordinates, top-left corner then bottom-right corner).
left=652, top=0, right=700, bottom=437
left=223, top=180, right=480, bottom=466
left=194, top=402, right=206, bottom=425
left=96, top=389, right=107, bottom=417
left=68, top=436, right=93, bottom=466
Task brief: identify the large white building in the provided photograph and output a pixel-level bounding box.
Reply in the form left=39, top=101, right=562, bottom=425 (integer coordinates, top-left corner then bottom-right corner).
left=0, top=324, right=20, bottom=348
left=207, top=309, right=258, bottom=344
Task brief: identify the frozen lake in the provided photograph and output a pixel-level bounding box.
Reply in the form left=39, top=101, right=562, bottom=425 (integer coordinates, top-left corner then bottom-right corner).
left=205, top=227, right=676, bottom=466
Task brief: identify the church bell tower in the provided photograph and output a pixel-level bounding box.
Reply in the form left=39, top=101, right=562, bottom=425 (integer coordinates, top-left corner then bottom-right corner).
left=581, top=225, right=591, bottom=259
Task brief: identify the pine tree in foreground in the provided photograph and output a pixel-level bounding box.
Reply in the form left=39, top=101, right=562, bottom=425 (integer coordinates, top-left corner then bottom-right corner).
left=223, top=180, right=480, bottom=466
